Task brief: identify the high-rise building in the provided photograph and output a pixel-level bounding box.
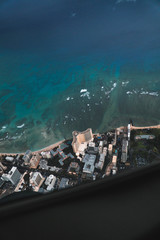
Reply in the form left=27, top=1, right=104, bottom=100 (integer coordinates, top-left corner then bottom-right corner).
left=2, top=167, right=21, bottom=185
left=23, top=150, right=32, bottom=165
left=30, top=172, right=45, bottom=192
left=72, top=128, right=93, bottom=154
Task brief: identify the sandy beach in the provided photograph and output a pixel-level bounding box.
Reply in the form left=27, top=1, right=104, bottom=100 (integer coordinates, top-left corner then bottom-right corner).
left=0, top=139, right=65, bottom=156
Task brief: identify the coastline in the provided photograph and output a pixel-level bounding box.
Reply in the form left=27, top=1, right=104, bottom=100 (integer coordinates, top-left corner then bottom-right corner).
left=1, top=123, right=160, bottom=156
left=0, top=139, right=65, bottom=156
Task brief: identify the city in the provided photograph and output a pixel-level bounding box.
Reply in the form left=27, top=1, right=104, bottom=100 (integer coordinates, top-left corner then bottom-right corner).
left=0, top=122, right=160, bottom=199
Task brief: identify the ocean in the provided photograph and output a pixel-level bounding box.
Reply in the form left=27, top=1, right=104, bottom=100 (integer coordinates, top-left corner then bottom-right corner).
left=0, top=0, right=160, bottom=152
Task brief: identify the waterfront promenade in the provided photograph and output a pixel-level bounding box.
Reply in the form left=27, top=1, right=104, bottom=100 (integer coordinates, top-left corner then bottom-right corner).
left=117, top=124, right=160, bottom=131
left=131, top=124, right=160, bottom=130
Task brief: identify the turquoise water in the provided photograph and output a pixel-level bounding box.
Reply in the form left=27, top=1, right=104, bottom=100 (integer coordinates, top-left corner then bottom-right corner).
left=0, top=0, right=160, bottom=152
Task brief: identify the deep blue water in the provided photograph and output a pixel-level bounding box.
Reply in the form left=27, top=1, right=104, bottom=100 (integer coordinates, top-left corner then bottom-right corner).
left=0, top=0, right=160, bottom=152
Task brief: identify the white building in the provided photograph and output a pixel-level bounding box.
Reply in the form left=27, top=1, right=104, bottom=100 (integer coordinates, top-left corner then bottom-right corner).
left=45, top=175, right=56, bottom=191
left=5, top=156, right=14, bottom=162
left=30, top=172, right=45, bottom=192
left=2, top=167, right=21, bottom=185
left=128, top=124, right=131, bottom=140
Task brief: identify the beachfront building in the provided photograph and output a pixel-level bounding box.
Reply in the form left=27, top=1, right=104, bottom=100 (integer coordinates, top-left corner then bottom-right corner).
left=5, top=156, right=14, bottom=162
left=30, top=154, right=41, bottom=169
left=72, top=128, right=93, bottom=155
left=23, top=150, right=32, bottom=165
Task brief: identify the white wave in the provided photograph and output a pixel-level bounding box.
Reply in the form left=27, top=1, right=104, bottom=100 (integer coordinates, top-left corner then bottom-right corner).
left=105, top=91, right=111, bottom=95
left=126, top=91, right=133, bottom=95
left=122, top=81, right=129, bottom=86
left=149, top=92, right=159, bottom=96
left=10, top=136, right=18, bottom=140
left=66, top=96, right=74, bottom=101
left=17, top=123, right=25, bottom=128
left=113, top=83, right=117, bottom=88
left=140, top=91, right=158, bottom=97
left=140, top=91, right=149, bottom=95
left=80, top=91, right=91, bottom=99
left=80, top=89, right=87, bottom=93
left=116, top=0, right=136, bottom=4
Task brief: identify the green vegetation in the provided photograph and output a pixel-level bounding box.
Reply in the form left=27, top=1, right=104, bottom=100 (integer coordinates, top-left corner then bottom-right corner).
left=130, top=128, right=160, bottom=165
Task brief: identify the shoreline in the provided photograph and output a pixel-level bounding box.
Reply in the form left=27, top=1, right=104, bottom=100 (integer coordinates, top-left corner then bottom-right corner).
left=0, top=139, right=65, bottom=156
left=1, top=124, right=160, bottom=156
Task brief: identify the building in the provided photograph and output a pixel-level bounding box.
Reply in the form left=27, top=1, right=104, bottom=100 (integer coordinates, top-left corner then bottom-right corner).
left=41, top=151, right=51, bottom=159
left=108, top=144, right=113, bottom=155
left=128, top=124, right=131, bottom=140
left=121, top=139, right=128, bottom=163
left=30, top=172, right=45, bottom=192
left=72, top=128, right=93, bottom=154
left=59, top=178, right=69, bottom=190
left=121, top=152, right=127, bottom=163
left=30, top=154, right=41, bottom=169
left=5, top=156, right=14, bottom=162
left=15, top=172, right=28, bottom=192
left=23, top=150, right=32, bottom=165
left=88, top=141, right=97, bottom=154
left=50, top=149, right=58, bottom=158
left=112, top=131, right=117, bottom=146
left=83, top=154, right=96, bottom=175
left=98, top=141, right=104, bottom=154
left=2, top=167, right=21, bottom=186
left=134, top=135, right=155, bottom=140
left=103, top=147, right=107, bottom=156
left=99, top=141, right=104, bottom=148
left=95, top=153, right=105, bottom=170
left=68, top=162, right=80, bottom=175
left=59, top=143, right=69, bottom=150
left=45, top=175, right=56, bottom=191
left=0, top=162, right=7, bottom=172
left=112, top=155, right=117, bottom=166
left=39, top=159, right=48, bottom=170
left=0, top=177, right=4, bottom=188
